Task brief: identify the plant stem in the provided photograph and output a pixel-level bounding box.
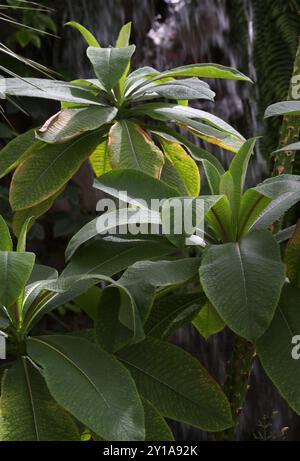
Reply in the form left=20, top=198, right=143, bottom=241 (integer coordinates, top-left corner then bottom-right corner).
left=216, top=335, right=255, bottom=440
left=273, top=38, right=300, bottom=176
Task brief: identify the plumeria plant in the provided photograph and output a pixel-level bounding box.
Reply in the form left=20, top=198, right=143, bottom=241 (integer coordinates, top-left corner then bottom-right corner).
left=0, top=22, right=300, bottom=441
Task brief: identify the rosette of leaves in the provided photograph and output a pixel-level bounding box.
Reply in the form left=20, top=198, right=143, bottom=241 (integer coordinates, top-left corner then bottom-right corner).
left=63, top=136, right=300, bottom=421
left=0, top=22, right=250, bottom=235
left=0, top=215, right=234, bottom=440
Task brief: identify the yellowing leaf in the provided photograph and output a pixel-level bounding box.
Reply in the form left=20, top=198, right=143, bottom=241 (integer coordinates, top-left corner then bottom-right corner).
left=89, top=138, right=111, bottom=177
left=160, top=139, right=200, bottom=196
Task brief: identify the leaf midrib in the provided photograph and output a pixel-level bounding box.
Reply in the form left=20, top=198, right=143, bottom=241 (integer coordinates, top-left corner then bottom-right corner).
left=30, top=337, right=110, bottom=409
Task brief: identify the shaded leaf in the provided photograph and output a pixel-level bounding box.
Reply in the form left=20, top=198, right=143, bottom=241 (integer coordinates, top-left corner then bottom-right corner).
left=193, top=302, right=225, bottom=340
left=118, top=337, right=233, bottom=431
left=27, top=335, right=145, bottom=441
left=199, top=230, right=285, bottom=341
left=0, top=358, right=79, bottom=441
left=10, top=131, right=102, bottom=210
left=257, top=284, right=300, bottom=415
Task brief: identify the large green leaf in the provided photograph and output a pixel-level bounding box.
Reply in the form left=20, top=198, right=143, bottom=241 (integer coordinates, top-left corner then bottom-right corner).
left=36, top=106, right=117, bottom=143
left=94, top=168, right=180, bottom=205
left=131, top=78, right=215, bottom=102
left=0, top=251, right=35, bottom=309
left=245, top=176, right=300, bottom=232
left=95, top=258, right=200, bottom=353
left=199, top=230, right=285, bottom=341
left=130, top=103, right=245, bottom=153
left=65, top=209, right=161, bottom=261
left=264, top=101, right=300, bottom=118
left=257, top=284, right=300, bottom=415
left=63, top=239, right=175, bottom=277
left=0, top=129, right=36, bottom=178
left=108, top=121, right=164, bottom=177
left=0, top=358, right=79, bottom=441
left=127, top=63, right=251, bottom=96
left=66, top=169, right=179, bottom=260
left=87, top=45, right=135, bottom=91
left=0, top=216, right=12, bottom=251
left=27, top=335, right=145, bottom=441
left=10, top=130, right=102, bottom=211
left=118, top=337, right=233, bottom=431
left=2, top=78, right=103, bottom=105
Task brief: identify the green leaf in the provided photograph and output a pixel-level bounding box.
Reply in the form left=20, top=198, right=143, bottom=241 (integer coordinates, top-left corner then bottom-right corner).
left=199, top=230, right=285, bottom=341
left=0, top=251, right=35, bottom=309
left=108, top=121, right=164, bottom=178
left=10, top=130, right=102, bottom=211
left=89, top=137, right=111, bottom=176
left=159, top=138, right=200, bottom=196
left=131, top=103, right=245, bottom=153
left=115, top=22, right=132, bottom=93
left=118, top=258, right=201, bottom=324
left=273, top=141, right=300, bottom=153
left=228, top=138, right=256, bottom=227
left=73, top=286, right=102, bottom=320
left=0, top=129, right=36, bottom=178
left=238, top=189, right=271, bottom=237
left=242, top=176, right=300, bottom=233
left=95, top=258, right=200, bottom=353
left=200, top=159, right=221, bottom=195
left=66, top=21, right=100, bottom=47
left=145, top=293, right=203, bottom=339
left=257, top=284, right=300, bottom=415
left=12, top=187, right=64, bottom=237
left=94, top=168, right=180, bottom=206
left=87, top=45, right=135, bottom=91
left=16, top=217, right=34, bottom=252
left=116, top=22, right=132, bottom=48
left=206, top=195, right=235, bottom=242
left=3, top=78, right=103, bottom=105
left=285, top=221, right=300, bottom=287
left=118, top=337, right=233, bottom=431
left=36, top=106, right=117, bottom=143
left=143, top=399, right=174, bottom=441
left=0, top=357, right=80, bottom=441
left=0, top=216, right=12, bottom=251
left=129, top=64, right=251, bottom=96
left=27, top=335, right=145, bottom=441
left=131, top=78, right=215, bottom=102
left=95, top=287, right=133, bottom=353
left=63, top=239, right=175, bottom=277
left=193, top=302, right=225, bottom=340
left=264, top=101, right=300, bottom=118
